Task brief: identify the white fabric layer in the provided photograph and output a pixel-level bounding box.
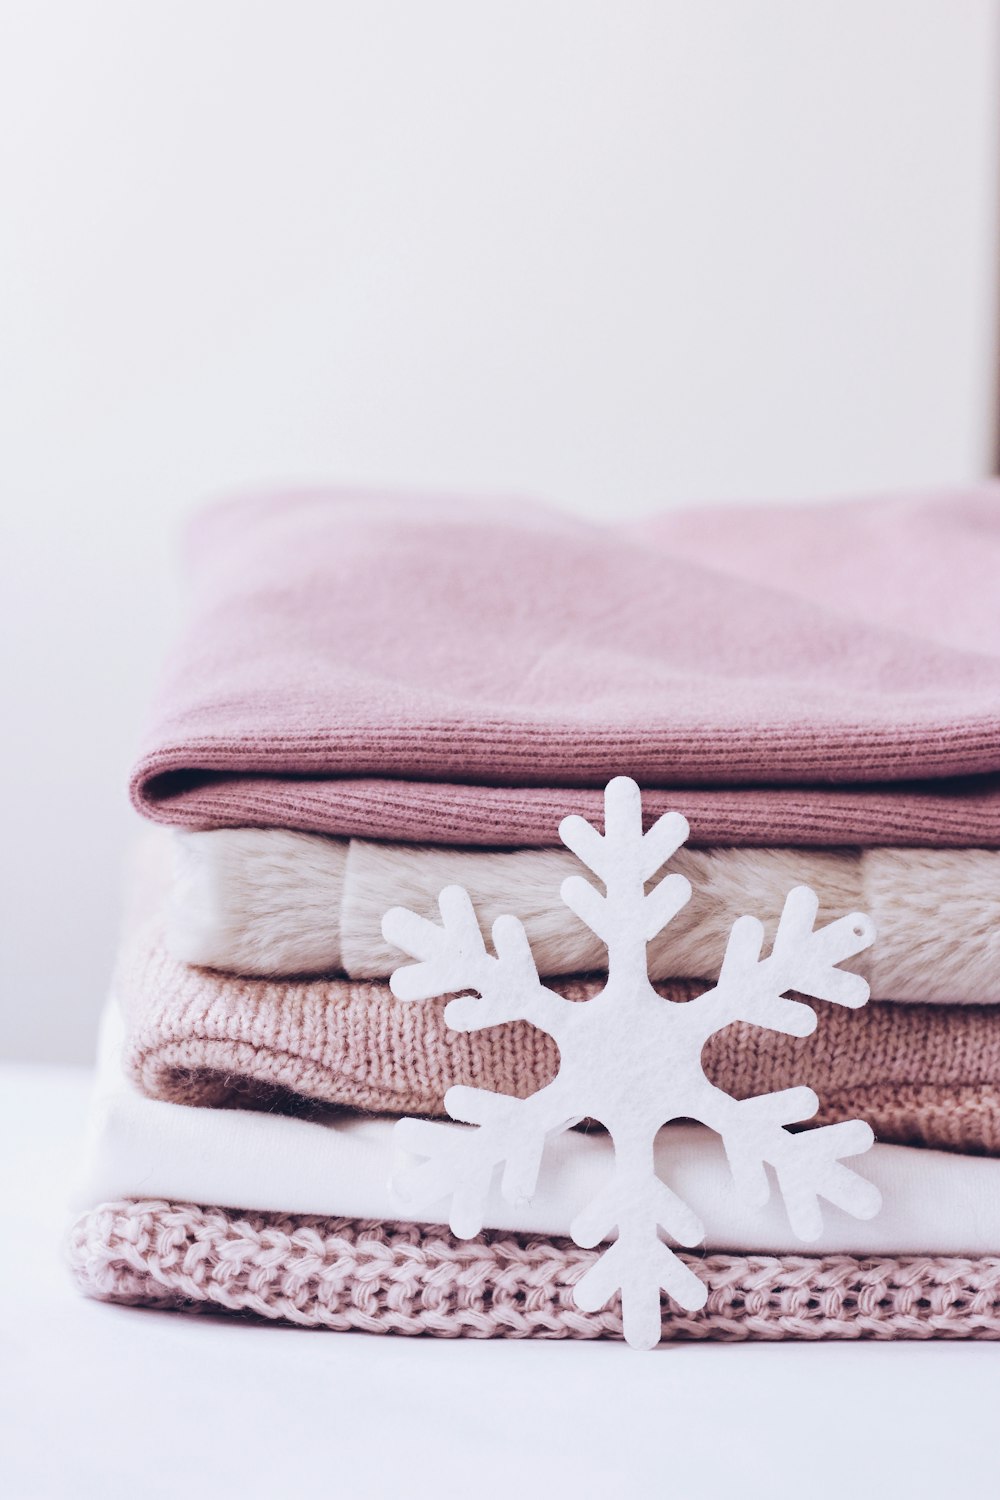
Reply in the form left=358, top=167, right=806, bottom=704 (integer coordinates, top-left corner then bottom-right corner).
left=167, top=827, right=1000, bottom=1002
left=76, top=1004, right=1000, bottom=1255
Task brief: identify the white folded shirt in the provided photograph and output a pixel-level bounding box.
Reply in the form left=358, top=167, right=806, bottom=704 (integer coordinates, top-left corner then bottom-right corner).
left=76, top=1002, right=1000, bottom=1255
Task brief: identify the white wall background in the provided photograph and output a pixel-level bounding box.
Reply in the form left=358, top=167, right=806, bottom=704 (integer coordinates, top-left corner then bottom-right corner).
left=2, top=0, right=998, bottom=1063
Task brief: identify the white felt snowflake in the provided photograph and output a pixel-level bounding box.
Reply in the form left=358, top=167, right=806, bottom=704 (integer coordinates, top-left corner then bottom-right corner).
left=382, top=777, right=881, bottom=1349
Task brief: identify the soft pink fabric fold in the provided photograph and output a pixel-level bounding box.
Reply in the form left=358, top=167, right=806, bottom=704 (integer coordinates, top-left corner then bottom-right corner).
left=72, top=1202, right=1000, bottom=1341
left=131, top=486, right=1000, bottom=847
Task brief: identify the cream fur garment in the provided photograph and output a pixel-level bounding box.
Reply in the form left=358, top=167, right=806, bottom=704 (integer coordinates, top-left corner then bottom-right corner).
left=168, top=829, right=1000, bottom=1001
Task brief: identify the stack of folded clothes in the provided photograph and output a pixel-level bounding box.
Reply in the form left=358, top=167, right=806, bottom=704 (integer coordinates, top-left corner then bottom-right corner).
left=71, top=488, right=1000, bottom=1341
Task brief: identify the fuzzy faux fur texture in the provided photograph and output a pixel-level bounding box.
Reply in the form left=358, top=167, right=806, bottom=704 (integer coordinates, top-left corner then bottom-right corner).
left=168, top=828, right=1000, bottom=1002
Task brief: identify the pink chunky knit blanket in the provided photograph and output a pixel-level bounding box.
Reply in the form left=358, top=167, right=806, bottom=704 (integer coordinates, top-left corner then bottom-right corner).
left=71, top=1200, right=1000, bottom=1340
left=131, top=487, right=1000, bottom=849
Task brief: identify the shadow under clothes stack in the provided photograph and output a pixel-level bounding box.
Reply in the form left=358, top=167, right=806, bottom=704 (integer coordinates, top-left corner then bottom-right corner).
left=72, top=487, right=1000, bottom=1341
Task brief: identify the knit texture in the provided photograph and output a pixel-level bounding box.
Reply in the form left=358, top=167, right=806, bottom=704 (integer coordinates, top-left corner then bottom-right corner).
left=70, top=1199, right=1000, bottom=1341
left=121, top=924, right=1000, bottom=1153
left=130, top=487, right=1000, bottom=848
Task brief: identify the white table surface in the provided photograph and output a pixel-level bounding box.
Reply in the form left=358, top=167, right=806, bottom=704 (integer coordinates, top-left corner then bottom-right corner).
left=4, top=1064, right=1000, bottom=1500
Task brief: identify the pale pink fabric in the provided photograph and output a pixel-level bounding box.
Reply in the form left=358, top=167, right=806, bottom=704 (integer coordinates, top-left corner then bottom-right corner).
left=131, top=487, right=1000, bottom=847
left=72, top=1200, right=1000, bottom=1341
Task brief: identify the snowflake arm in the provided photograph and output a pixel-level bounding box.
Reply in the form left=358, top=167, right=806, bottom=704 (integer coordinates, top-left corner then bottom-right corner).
left=691, top=883, right=875, bottom=1041
left=569, top=1139, right=707, bottom=1350
left=393, top=1078, right=579, bottom=1237
left=560, top=776, right=692, bottom=962
left=696, top=1083, right=882, bottom=1238
left=382, top=883, right=574, bottom=1039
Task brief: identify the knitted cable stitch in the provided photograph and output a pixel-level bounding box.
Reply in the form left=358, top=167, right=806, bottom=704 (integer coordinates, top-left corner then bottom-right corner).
left=70, top=1200, right=1000, bottom=1341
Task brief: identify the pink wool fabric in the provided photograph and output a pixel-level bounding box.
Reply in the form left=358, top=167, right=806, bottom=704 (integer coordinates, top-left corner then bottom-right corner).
left=130, top=487, right=1000, bottom=849
left=71, top=1200, right=1000, bottom=1341
left=121, top=926, right=1000, bottom=1154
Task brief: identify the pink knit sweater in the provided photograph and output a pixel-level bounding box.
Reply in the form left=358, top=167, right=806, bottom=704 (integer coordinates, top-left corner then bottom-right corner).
left=130, top=487, right=1000, bottom=848
left=72, top=1200, right=1000, bottom=1341
left=121, top=925, right=1000, bottom=1155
